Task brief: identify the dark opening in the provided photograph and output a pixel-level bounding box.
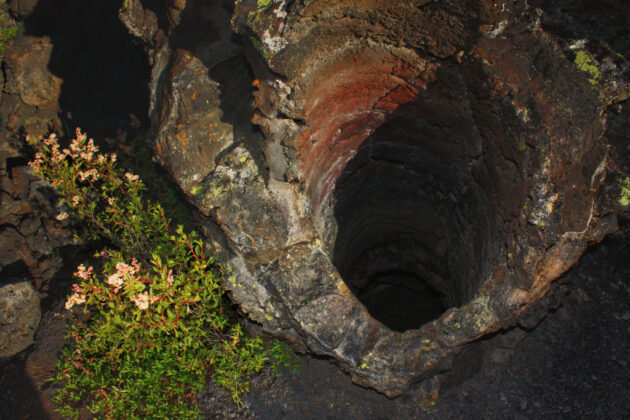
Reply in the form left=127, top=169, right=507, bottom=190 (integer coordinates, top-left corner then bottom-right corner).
left=331, top=141, right=453, bottom=332
left=22, top=0, right=150, bottom=140
left=351, top=271, right=446, bottom=332
left=305, top=64, right=522, bottom=333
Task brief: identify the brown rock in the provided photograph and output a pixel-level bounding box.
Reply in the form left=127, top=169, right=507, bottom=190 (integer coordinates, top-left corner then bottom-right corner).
left=4, top=37, right=62, bottom=110
left=0, top=191, right=31, bottom=219
left=10, top=166, right=33, bottom=200
left=5, top=112, right=20, bottom=132
left=118, top=0, right=158, bottom=45
left=0, top=229, right=31, bottom=269
left=7, top=0, right=39, bottom=17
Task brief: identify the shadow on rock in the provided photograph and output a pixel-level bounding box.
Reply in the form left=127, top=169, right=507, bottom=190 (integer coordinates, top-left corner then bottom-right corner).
left=19, top=0, right=150, bottom=140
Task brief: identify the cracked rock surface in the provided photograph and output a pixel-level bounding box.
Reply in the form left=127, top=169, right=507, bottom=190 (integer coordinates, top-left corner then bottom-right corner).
left=120, top=0, right=630, bottom=396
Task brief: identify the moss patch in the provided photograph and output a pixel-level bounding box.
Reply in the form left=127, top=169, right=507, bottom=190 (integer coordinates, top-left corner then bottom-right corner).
left=619, top=177, right=630, bottom=207
left=574, top=50, right=600, bottom=85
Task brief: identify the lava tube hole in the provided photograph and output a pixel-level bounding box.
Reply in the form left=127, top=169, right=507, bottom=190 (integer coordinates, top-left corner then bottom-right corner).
left=329, top=154, right=457, bottom=332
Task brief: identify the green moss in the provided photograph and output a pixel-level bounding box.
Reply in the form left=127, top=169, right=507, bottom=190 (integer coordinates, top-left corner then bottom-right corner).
left=619, top=177, right=630, bottom=206
left=257, top=0, right=272, bottom=8
left=0, top=4, right=17, bottom=65
left=191, top=184, right=204, bottom=196
left=249, top=36, right=262, bottom=51
left=518, top=140, right=527, bottom=151
left=249, top=35, right=270, bottom=60
left=574, top=50, right=600, bottom=85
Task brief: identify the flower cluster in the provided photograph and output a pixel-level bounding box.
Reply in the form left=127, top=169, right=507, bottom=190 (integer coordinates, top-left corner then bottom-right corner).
left=105, top=260, right=140, bottom=295
left=66, top=258, right=153, bottom=309
left=124, top=172, right=140, bottom=184
left=65, top=268, right=92, bottom=310
left=28, top=132, right=114, bottom=182
left=74, top=264, right=93, bottom=280
left=65, top=293, right=86, bottom=310
left=65, top=283, right=88, bottom=310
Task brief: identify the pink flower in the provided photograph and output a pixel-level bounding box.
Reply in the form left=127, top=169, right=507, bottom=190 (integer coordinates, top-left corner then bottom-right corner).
left=80, top=151, right=94, bottom=161
left=115, top=262, right=136, bottom=277
left=107, top=272, right=123, bottom=290
left=69, top=139, right=82, bottom=156
left=27, top=157, right=42, bottom=172
left=43, top=133, right=58, bottom=147
left=78, top=169, right=99, bottom=182
left=131, top=292, right=149, bottom=310
left=75, top=128, right=87, bottom=143
left=74, top=264, right=93, bottom=280
left=55, top=212, right=68, bottom=221
left=51, top=148, right=65, bottom=163
left=106, top=261, right=138, bottom=293
left=71, top=195, right=81, bottom=206
left=124, top=172, right=139, bottom=183
left=65, top=292, right=86, bottom=310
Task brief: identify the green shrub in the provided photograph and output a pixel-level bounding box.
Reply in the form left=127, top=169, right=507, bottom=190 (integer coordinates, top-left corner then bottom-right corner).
left=0, top=2, right=17, bottom=64
left=114, top=132, right=194, bottom=231
left=28, top=129, right=294, bottom=419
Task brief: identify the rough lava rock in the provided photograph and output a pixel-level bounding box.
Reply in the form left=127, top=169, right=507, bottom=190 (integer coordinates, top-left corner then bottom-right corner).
left=0, top=162, right=73, bottom=285
left=121, top=0, right=630, bottom=397
left=4, top=33, right=62, bottom=110
left=0, top=280, right=41, bottom=360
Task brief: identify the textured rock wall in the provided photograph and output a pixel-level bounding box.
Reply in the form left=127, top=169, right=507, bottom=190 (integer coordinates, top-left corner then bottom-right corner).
left=122, top=0, right=629, bottom=396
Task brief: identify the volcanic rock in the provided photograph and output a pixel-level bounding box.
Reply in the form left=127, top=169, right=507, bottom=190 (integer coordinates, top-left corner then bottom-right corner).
left=122, top=0, right=630, bottom=396
left=0, top=280, right=40, bottom=360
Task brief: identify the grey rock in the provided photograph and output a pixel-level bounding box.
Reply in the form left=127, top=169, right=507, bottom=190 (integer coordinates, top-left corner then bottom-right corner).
left=0, top=280, right=41, bottom=359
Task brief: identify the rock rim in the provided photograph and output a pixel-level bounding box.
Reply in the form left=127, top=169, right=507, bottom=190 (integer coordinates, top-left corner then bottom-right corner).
left=121, top=0, right=629, bottom=395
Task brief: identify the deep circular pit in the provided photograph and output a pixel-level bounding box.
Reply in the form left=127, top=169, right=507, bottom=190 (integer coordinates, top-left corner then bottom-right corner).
left=331, top=155, right=452, bottom=332
left=308, top=85, right=515, bottom=333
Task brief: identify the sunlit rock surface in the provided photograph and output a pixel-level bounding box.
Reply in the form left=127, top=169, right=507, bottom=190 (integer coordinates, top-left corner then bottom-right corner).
left=122, top=0, right=629, bottom=396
